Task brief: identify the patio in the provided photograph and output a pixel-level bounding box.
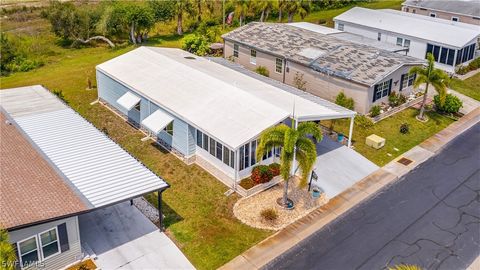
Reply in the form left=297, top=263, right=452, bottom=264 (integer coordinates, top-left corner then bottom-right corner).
left=79, top=202, right=194, bottom=270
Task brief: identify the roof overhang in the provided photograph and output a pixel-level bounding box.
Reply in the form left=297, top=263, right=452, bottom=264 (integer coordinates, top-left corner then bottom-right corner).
left=141, top=109, right=174, bottom=134
left=117, top=91, right=141, bottom=111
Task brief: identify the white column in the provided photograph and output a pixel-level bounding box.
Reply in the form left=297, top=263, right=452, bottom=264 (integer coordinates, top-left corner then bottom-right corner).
left=348, top=116, right=354, bottom=148
left=234, top=148, right=239, bottom=190
left=291, top=118, right=298, bottom=176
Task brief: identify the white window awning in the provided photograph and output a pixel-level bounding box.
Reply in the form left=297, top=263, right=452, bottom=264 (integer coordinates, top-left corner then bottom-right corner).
left=117, top=92, right=141, bottom=111
left=141, top=109, right=174, bottom=134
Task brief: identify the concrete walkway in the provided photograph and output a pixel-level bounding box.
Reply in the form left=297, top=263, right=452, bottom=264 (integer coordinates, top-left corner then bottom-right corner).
left=220, top=107, right=480, bottom=270
left=79, top=202, right=194, bottom=270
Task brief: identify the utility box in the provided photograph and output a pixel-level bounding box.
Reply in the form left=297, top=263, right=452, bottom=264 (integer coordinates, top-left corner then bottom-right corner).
left=366, top=134, right=385, bottom=149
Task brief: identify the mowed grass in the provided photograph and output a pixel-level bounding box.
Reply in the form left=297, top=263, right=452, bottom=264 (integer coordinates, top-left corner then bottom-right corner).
left=294, top=0, right=403, bottom=27
left=0, top=46, right=271, bottom=270
left=450, top=73, right=480, bottom=101
left=324, top=108, right=455, bottom=166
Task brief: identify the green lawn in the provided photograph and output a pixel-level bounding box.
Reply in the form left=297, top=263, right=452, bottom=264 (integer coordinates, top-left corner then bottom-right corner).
left=324, top=109, right=455, bottom=166
left=449, top=73, right=480, bottom=101
left=0, top=45, right=271, bottom=270
left=293, top=0, right=403, bottom=27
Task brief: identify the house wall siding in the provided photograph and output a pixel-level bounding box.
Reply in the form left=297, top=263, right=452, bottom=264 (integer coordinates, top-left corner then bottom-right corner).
left=97, top=70, right=189, bottom=156
left=9, top=216, right=82, bottom=270
left=401, top=6, right=480, bottom=25
left=367, top=64, right=417, bottom=105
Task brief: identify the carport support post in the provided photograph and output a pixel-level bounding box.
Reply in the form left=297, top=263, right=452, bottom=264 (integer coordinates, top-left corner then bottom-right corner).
left=348, top=116, right=354, bottom=148
left=158, top=189, right=164, bottom=232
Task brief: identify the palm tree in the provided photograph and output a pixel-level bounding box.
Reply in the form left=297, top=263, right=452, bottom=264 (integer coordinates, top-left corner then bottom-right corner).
left=0, top=229, right=16, bottom=270
left=409, top=53, right=449, bottom=121
left=255, top=0, right=275, bottom=22
left=235, top=0, right=250, bottom=26
left=257, top=121, right=322, bottom=207
left=283, top=0, right=311, bottom=23
left=173, top=0, right=195, bottom=35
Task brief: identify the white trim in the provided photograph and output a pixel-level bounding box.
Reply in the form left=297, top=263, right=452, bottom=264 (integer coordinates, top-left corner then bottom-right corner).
left=17, top=235, right=39, bottom=269
left=38, top=227, right=61, bottom=261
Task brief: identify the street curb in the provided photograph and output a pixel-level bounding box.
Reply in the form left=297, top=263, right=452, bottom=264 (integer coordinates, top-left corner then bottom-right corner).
left=219, top=108, right=480, bottom=270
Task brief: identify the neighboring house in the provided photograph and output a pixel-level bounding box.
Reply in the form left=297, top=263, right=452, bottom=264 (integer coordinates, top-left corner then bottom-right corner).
left=334, top=7, right=480, bottom=73
left=401, top=0, right=480, bottom=25
left=96, top=47, right=355, bottom=187
left=222, top=22, right=424, bottom=114
left=0, top=85, right=169, bottom=270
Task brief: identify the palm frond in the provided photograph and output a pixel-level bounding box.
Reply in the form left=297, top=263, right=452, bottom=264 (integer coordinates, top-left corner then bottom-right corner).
left=297, top=122, right=323, bottom=142
left=295, top=137, right=317, bottom=186
left=388, top=264, right=422, bottom=270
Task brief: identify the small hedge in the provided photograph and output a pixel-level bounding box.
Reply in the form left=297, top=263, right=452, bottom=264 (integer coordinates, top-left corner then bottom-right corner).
left=251, top=165, right=273, bottom=184
left=370, top=105, right=381, bottom=117
left=268, top=163, right=280, bottom=177
left=255, top=66, right=269, bottom=77
left=434, top=94, right=462, bottom=114
left=456, top=57, right=480, bottom=75
left=260, top=208, right=278, bottom=222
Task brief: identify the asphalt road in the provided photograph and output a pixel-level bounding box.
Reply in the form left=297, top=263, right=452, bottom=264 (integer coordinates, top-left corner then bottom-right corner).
left=265, top=123, right=480, bottom=270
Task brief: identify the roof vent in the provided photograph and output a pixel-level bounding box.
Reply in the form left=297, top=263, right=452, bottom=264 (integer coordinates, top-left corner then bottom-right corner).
left=184, top=56, right=196, bottom=60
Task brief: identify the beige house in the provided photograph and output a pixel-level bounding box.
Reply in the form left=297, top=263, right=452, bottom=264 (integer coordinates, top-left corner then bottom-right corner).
left=222, top=23, right=424, bottom=114
left=402, top=0, right=480, bottom=25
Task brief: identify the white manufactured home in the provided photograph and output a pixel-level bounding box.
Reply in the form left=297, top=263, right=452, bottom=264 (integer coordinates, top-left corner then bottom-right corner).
left=96, top=47, right=356, bottom=187
left=334, top=7, right=480, bottom=73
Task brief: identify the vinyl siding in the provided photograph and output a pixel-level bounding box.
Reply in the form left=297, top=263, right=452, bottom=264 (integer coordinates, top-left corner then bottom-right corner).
left=9, top=216, right=82, bottom=270
left=187, top=125, right=196, bottom=156
left=97, top=70, right=189, bottom=155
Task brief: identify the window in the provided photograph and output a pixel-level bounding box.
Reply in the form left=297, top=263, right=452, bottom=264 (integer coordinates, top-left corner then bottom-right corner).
left=338, top=23, right=344, bottom=31
left=244, top=143, right=250, bottom=169
left=202, top=133, right=209, bottom=151
left=239, top=145, right=245, bottom=170
left=18, top=236, right=39, bottom=267
left=405, top=7, right=409, bottom=12
left=400, top=73, right=415, bottom=90
left=440, top=47, right=448, bottom=64
left=377, top=32, right=381, bottom=41
left=452, top=17, right=459, bottom=22
left=430, top=12, right=436, bottom=17
left=396, top=37, right=403, bottom=46
left=215, top=142, right=222, bottom=160
left=447, top=48, right=455, bottom=66
left=250, top=49, right=256, bottom=65
left=223, top=146, right=230, bottom=166
left=432, top=45, right=440, bottom=61
left=275, top=58, right=283, bottom=73
left=196, top=130, right=203, bottom=148
left=373, top=79, right=391, bottom=102
left=39, top=228, right=60, bottom=260
left=133, top=102, right=141, bottom=112
left=233, top=43, right=239, bottom=57
left=403, top=39, right=410, bottom=48
left=250, top=140, right=256, bottom=166
left=230, top=150, right=235, bottom=168
left=474, top=17, right=480, bottom=20
left=164, top=122, right=173, bottom=136
left=209, top=138, right=215, bottom=156
left=412, top=9, right=416, bottom=13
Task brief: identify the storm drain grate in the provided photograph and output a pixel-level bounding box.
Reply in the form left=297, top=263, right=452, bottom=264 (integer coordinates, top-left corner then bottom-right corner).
left=397, top=157, right=413, bottom=166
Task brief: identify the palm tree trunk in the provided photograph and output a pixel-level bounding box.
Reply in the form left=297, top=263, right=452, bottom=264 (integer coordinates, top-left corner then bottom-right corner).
left=130, top=22, right=136, bottom=44
left=288, top=12, right=294, bottom=23
left=278, top=8, right=282, bottom=22
left=418, top=83, right=430, bottom=120
left=283, top=177, right=289, bottom=206
left=197, top=0, right=202, bottom=23
left=260, top=10, right=265, bottom=22
left=239, top=15, right=243, bottom=26
left=177, top=12, right=183, bottom=35
left=266, top=9, right=270, bottom=21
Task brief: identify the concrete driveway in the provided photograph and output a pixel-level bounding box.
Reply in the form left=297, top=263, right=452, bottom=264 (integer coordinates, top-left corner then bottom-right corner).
left=311, top=137, right=378, bottom=198
left=79, top=202, right=194, bottom=270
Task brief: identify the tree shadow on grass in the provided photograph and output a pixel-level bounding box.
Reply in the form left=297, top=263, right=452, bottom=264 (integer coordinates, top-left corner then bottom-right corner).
left=144, top=192, right=183, bottom=229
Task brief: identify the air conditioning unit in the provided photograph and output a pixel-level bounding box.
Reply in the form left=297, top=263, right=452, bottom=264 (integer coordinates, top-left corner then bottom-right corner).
left=366, top=134, right=386, bottom=149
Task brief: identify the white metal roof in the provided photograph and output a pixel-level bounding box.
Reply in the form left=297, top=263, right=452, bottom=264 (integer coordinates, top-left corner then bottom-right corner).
left=0, top=86, right=168, bottom=208
left=117, top=91, right=141, bottom=111
left=141, top=109, right=174, bottom=134
left=97, top=47, right=355, bottom=149
left=334, top=7, right=480, bottom=48
left=287, top=22, right=342, bottom=35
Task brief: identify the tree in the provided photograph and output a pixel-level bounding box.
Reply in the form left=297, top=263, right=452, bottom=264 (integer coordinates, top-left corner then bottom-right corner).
left=257, top=121, right=322, bottom=207
left=278, top=0, right=286, bottom=21
left=283, top=0, right=311, bottom=23
left=171, top=0, right=195, bottom=35
left=44, top=1, right=115, bottom=47
left=0, top=229, right=16, bottom=270
left=235, top=0, right=251, bottom=26
left=409, top=53, right=449, bottom=120
left=255, top=0, right=275, bottom=22
left=335, top=91, right=354, bottom=110
left=126, top=4, right=156, bottom=43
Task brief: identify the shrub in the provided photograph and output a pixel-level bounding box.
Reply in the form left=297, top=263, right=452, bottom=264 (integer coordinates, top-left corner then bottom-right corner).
left=53, top=90, right=69, bottom=104
left=388, top=91, right=399, bottom=107
left=260, top=208, right=278, bottom=222
left=456, top=57, right=480, bottom=75
left=182, top=34, right=209, bottom=56
left=399, top=123, right=409, bottom=134
left=398, top=93, right=407, bottom=104
left=434, top=94, right=462, bottom=114
left=355, top=115, right=373, bottom=128
left=251, top=165, right=273, bottom=184
left=293, top=72, right=307, bottom=91
left=268, top=163, right=281, bottom=177
left=255, top=66, right=269, bottom=77
left=335, top=91, right=355, bottom=110
left=370, top=105, right=381, bottom=117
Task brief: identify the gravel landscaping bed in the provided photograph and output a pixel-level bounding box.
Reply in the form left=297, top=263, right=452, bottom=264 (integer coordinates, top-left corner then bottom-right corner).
left=233, top=177, right=328, bottom=231
left=134, top=197, right=160, bottom=224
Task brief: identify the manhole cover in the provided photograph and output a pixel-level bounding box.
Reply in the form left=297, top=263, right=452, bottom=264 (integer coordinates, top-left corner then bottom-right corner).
left=397, top=157, right=413, bottom=166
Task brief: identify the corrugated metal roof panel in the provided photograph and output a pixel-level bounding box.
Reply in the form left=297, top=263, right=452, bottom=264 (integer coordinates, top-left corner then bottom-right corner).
left=1, top=86, right=168, bottom=208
